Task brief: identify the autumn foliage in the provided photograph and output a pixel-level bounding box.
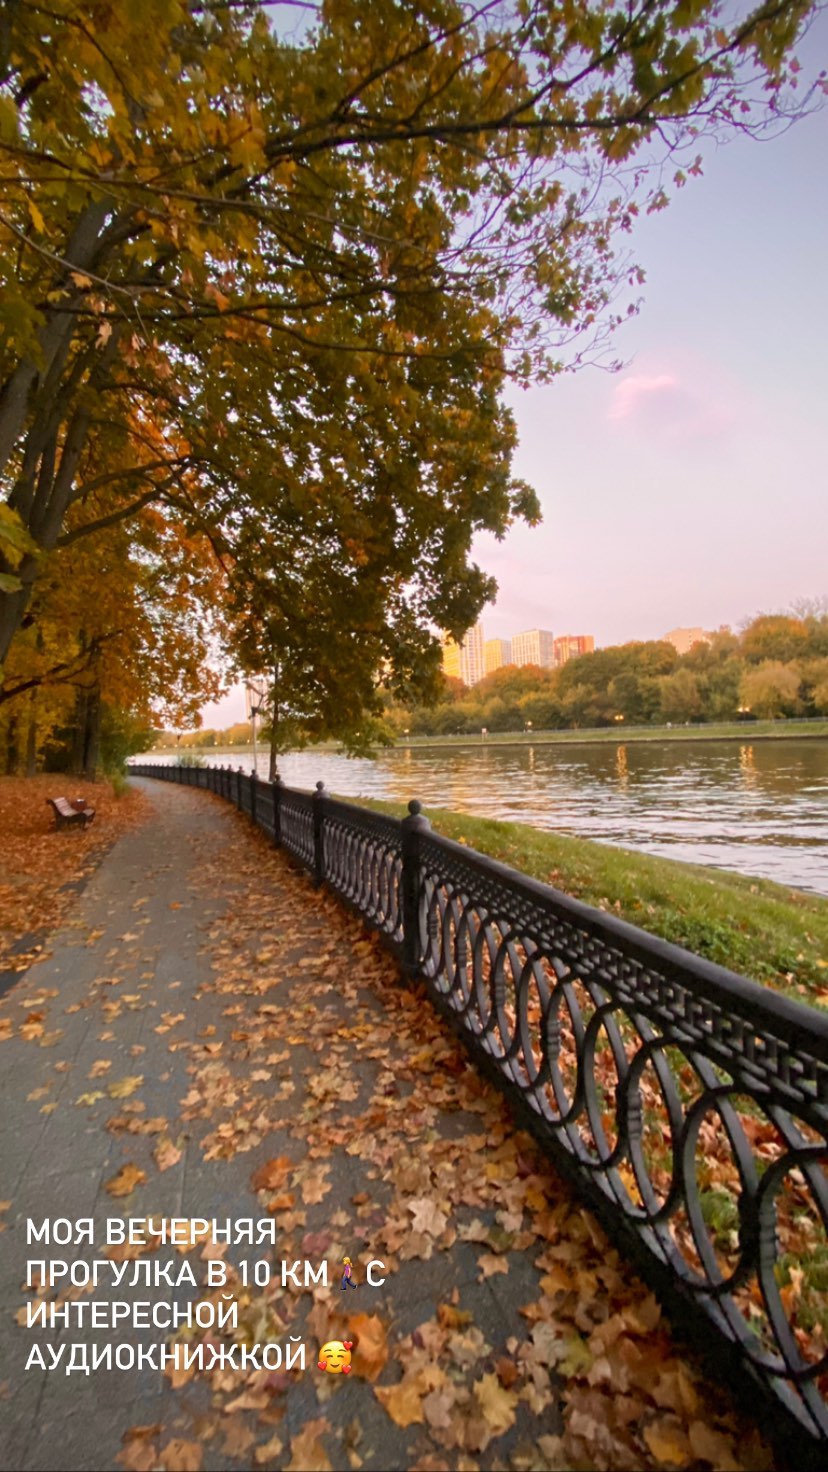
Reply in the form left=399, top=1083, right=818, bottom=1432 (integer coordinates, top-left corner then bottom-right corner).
left=0, top=0, right=822, bottom=756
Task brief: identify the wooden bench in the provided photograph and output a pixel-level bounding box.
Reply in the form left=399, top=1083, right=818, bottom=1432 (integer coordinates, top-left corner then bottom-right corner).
left=46, top=797, right=96, bottom=831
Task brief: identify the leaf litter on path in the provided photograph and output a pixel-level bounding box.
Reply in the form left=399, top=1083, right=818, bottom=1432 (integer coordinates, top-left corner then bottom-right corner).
left=127, top=793, right=780, bottom=1472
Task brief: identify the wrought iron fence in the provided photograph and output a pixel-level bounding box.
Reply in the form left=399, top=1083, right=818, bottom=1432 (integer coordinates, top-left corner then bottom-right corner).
left=130, top=761, right=828, bottom=1451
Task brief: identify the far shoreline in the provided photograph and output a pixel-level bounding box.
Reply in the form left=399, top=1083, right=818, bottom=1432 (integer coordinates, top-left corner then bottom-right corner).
left=151, top=716, right=828, bottom=757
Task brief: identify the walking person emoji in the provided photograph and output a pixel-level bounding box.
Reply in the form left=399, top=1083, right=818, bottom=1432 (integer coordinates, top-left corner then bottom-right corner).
left=341, top=1256, right=357, bottom=1291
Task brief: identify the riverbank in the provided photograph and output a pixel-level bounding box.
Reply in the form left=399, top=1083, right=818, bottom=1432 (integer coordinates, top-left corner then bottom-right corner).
left=152, top=717, right=828, bottom=759
left=357, top=797, right=828, bottom=1012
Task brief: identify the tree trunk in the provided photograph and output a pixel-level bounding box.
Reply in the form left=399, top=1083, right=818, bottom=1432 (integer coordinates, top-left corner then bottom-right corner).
left=82, top=686, right=101, bottom=779
left=70, top=686, right=87, bottom=776
left=25, top=694, right=37, bottom=776
left=5, top=712, right=18, bottom=775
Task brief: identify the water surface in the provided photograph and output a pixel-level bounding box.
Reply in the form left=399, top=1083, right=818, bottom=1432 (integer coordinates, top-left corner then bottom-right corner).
left=139, top=740, right=828, bottom=895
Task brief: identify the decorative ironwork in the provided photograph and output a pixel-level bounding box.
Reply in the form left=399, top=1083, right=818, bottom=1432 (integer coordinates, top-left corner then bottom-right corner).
left=321, top=794, right=404, bottom=947
left=128, top=762, right=828, bottom=1449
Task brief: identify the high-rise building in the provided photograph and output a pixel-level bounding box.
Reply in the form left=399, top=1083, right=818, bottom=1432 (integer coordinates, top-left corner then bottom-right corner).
left=511, top=629, right=555, bottom=670
left=553, top=634, right=594, bottom=667
left=663, top=627, right=711, bottom=656
left=484, top=638, right=512, bottom=675
left=440, top=622, right=486, bottom=686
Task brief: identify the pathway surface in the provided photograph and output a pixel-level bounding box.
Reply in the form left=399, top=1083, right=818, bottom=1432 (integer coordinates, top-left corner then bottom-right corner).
left=0, top=780, right=775, bottom=1472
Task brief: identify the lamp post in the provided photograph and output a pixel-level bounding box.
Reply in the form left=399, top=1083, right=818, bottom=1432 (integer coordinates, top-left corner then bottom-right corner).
left=245, top=676, right=269, bottom=778
left=525, top=720, right=533, bottom=737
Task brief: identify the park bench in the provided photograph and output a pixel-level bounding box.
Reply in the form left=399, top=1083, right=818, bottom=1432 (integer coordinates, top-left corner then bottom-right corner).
left=46, top=796, right=96, bottom=831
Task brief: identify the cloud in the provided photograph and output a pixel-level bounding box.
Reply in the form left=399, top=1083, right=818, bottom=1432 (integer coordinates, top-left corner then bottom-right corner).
left=608, top=366, right=737, bottom=444
left=608, top=374, right=677, bottom=421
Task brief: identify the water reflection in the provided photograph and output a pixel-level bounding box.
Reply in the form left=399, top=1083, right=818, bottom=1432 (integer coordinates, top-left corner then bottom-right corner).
left=146, top=739, right=828, bottom=895
left=738, top=744, right=758, bottom=790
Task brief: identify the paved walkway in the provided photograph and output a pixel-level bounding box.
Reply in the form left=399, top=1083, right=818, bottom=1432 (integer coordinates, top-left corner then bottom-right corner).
left=0, top=781, right=775, bottom=1472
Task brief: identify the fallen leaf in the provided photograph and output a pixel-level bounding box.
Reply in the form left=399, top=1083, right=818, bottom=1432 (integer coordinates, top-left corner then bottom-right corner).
left=251, top=1156, right=293, bottom=1192
left=160, top=1440, right=202, bottom=1472
left=348, top=1312, right=388, bottom=1382
left=105, top=1164, right=147, bottom=1197
left=478, top=1252, right=509, bottom=1278
left=474, top=1371, right=517, bottom=1437
left=154, top=1136, right=183, bottom=1172
left=375, top=1377, right=427, bottom=1428
left=643, top=1418, right=693, bottom=1466
left=107, top=1075, right=144, bottom=1098
left=687, top=1421, right=742, bottom=1470
left=408, top=1196, right=448, bottom=1236
left=286, top=1418, right=332, bottom=1472
left=254, top=1432, right=284, bottom=1465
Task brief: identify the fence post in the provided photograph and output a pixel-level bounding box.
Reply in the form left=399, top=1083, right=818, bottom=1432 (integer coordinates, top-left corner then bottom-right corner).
left=237, top=766, right=244, bottom=812
left=251, top=771, right=257, bottom=828
left=272, top=776, right=282, bottom=847
left=312, top=781, right=326, bottom=886
left=401, top=799, right=430, bottom=978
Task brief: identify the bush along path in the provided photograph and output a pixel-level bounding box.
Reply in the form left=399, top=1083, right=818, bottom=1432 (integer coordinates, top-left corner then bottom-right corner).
left=0, top=779, right=781, bottom=1471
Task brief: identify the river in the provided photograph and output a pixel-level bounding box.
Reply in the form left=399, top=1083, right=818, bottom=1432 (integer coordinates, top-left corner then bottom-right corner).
left=137, top=739, right=828, bottom=896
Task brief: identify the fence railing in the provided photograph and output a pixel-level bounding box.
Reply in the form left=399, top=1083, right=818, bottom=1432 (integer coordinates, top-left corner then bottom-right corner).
left=130, top=761, right=828, bottom=1450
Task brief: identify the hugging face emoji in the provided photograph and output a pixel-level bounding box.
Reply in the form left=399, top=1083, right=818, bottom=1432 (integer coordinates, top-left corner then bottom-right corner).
left=317, top=1339, right=353, bottom=1375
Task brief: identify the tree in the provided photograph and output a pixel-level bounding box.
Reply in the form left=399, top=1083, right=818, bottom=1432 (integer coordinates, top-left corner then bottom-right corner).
left=1, top=0, right=822, bottom=737
left=0, top=488, right=221, bottom=770
left=739, top=661, right=802, bottom=718
left=659, top=668, right=704, bottom=724
left=799, top=657, right=828, bottom=714
left=740, top=615, right=810, bottom=664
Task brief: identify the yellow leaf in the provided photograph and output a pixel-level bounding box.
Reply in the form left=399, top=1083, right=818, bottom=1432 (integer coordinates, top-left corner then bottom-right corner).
left=688, top=1422, right=742, bottom=1471
left=474, top=1372, right=517, bottom=1437
left=643, top=1418, right=692, bottom=1466
left=375, top=1376, right=427, bottom=1428
left=108, top=1075, right=144, bottom=1098
left=28, top=198, right=46, bottom=233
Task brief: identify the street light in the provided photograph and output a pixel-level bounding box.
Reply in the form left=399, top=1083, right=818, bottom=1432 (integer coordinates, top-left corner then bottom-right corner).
left=614, top=713, right=625, bottom=723
left=525, top=720, right=533, bottom=735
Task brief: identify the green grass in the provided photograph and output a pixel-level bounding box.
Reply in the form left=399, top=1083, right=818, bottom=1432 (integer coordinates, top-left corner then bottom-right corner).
left=353, top=798, right=828, bottom=1012
left=379, top=719, right=828, bottom=748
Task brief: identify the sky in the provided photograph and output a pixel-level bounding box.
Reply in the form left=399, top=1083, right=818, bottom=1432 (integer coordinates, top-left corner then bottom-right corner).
left=201, top=17, right=828, bottom=729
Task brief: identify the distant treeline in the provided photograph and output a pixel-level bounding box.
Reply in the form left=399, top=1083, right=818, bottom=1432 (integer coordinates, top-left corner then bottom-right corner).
left=155, top=612, right=828, bottom=748
left=382, top=614, right=828, bottom=737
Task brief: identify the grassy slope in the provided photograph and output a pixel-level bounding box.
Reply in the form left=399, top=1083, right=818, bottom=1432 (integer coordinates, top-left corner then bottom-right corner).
left=357, top=798, right=828, bottom=1012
